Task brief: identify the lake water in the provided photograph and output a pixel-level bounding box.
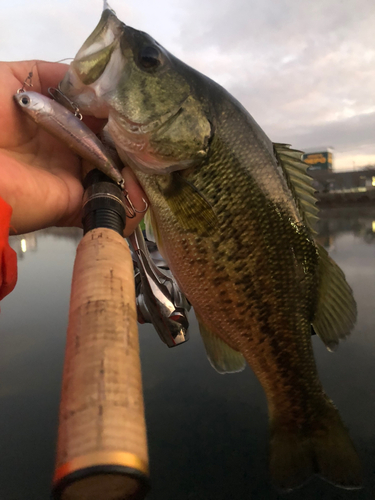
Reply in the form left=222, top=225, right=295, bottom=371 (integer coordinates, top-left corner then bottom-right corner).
left=1, top=206, right=374, bottom=500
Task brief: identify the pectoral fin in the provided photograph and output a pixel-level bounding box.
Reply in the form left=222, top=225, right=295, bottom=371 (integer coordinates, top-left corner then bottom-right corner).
left=158, top=173, right=218, bottom=236
left=144, top=208, right=156, bottom=243
left=197, top=316, right=246, bottom=374
left=312, top=244, right=357, bottom=351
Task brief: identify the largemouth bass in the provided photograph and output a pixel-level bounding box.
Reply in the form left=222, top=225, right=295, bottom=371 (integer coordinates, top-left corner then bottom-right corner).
left=59, top=7, right=361, bottom=490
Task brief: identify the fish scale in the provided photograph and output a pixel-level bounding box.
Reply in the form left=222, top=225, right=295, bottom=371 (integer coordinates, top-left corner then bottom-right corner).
left=135, top=112, right=321, bottom=413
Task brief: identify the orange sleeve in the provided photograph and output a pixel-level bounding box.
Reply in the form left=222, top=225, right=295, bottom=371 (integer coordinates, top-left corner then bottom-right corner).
left=0, top=198, right=17, bottom=300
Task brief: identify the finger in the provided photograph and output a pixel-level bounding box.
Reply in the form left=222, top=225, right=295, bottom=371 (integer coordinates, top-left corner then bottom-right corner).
left=3, top=153, right=83, bottom=234
left=35, top=61, right=70, bottom=95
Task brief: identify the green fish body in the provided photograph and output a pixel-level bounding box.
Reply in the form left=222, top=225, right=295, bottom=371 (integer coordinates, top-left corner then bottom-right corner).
left=60, top=8, right=361, bottom=490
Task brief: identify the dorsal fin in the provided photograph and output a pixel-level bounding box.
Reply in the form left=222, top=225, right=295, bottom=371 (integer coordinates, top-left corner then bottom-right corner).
left=273, top=143, right=319, bottom=233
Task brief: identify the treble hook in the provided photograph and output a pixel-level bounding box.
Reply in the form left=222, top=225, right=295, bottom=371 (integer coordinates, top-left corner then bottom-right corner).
left=48, top=86, right=83, bottom=120
left=124, top=190, right=148, bottom=218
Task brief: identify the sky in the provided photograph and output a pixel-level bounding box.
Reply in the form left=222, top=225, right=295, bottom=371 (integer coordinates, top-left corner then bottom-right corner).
left=1, top=0, right=374, bottom=170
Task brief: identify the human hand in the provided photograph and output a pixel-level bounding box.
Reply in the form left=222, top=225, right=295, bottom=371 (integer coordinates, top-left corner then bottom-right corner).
left=0, top=60, right=146, bottom=235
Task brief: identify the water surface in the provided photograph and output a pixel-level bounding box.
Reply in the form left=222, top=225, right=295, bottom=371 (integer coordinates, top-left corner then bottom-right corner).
left=0, top=207, right=374, bottom=499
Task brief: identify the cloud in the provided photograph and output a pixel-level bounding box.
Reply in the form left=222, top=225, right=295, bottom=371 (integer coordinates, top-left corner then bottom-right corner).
left=0, top=0, right=141, bottom=62
left=175, top=0, right=374, bottom=56
left=169, top=0, right=375, bottom=168
left=1, top=0, right=374, bottom=169
left=278, top=111, right=375, bottom=150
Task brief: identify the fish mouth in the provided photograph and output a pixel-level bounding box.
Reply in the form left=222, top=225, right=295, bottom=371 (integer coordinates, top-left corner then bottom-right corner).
left=58, top=45, right=125, bottom=119
left=74, top=7, right=124, bottom=64
left=58, top=8, right=125, bottom=118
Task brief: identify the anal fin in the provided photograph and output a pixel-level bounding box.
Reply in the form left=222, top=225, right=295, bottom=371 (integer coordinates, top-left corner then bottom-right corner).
left=312, top=244, right=357, bottom=351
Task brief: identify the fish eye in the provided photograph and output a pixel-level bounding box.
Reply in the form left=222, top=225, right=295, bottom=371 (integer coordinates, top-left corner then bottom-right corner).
left=138, top=46, right=161, bottom=70
left=20, top=95, right=30, bottom=106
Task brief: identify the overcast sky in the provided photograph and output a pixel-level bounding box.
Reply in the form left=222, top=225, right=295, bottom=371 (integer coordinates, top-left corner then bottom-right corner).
left=1, top=0, right=374, bottom=170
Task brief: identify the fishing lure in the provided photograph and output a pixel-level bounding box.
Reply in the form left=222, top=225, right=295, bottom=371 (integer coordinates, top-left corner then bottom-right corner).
left=14, top=90, right=126, bottom=189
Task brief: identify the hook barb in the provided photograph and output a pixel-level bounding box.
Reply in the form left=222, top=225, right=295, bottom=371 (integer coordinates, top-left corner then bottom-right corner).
left=124, top=190, right=148, bottom=219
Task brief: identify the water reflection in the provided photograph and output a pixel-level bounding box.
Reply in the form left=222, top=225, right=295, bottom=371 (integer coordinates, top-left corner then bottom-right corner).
left=317, top=206, right=375, bottom=246
left=0, top=207, right=374, bottom=499
left=9, top=228, right=82, bottom=258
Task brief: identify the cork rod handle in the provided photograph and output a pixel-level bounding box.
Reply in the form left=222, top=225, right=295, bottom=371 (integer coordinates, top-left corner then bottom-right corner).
left=52, top=228, right=149, bottom=500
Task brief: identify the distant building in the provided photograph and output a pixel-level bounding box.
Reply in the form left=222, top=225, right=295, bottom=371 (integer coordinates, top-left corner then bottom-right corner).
left=299, top=147, right=375, bottom=204
left=302, top=148, right=333, bottom=171
left=308, top=167, right=375, bottom=206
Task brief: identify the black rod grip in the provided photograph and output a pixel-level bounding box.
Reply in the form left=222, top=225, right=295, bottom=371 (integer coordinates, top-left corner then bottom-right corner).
left=82, top=169, right=126, bottom=235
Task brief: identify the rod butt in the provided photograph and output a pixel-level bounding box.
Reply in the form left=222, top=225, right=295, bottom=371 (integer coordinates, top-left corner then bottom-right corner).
left=52, top=464, right=148, bottom=500
left=52, top=228, right=149, bottom=500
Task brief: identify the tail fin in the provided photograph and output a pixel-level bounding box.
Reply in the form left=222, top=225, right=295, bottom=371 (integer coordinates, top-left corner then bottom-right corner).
left=269, top=402, right=362, bottom=491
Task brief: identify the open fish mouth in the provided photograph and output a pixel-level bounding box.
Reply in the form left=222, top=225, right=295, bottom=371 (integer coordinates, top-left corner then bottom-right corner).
left=57, top=8, right=125, bottom=118
left=72, top=6, right=124, bottom=79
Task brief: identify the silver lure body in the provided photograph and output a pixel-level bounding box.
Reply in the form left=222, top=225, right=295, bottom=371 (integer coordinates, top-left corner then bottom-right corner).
left=14, top=90, right=125, bottom=189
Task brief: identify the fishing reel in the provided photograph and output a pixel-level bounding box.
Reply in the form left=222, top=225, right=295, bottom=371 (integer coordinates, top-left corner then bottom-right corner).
left=128, top=228, right=190, bottom=347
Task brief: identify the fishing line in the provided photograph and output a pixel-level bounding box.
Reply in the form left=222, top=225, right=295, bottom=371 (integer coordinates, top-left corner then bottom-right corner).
left=17, top=58, right=74, bottom=94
